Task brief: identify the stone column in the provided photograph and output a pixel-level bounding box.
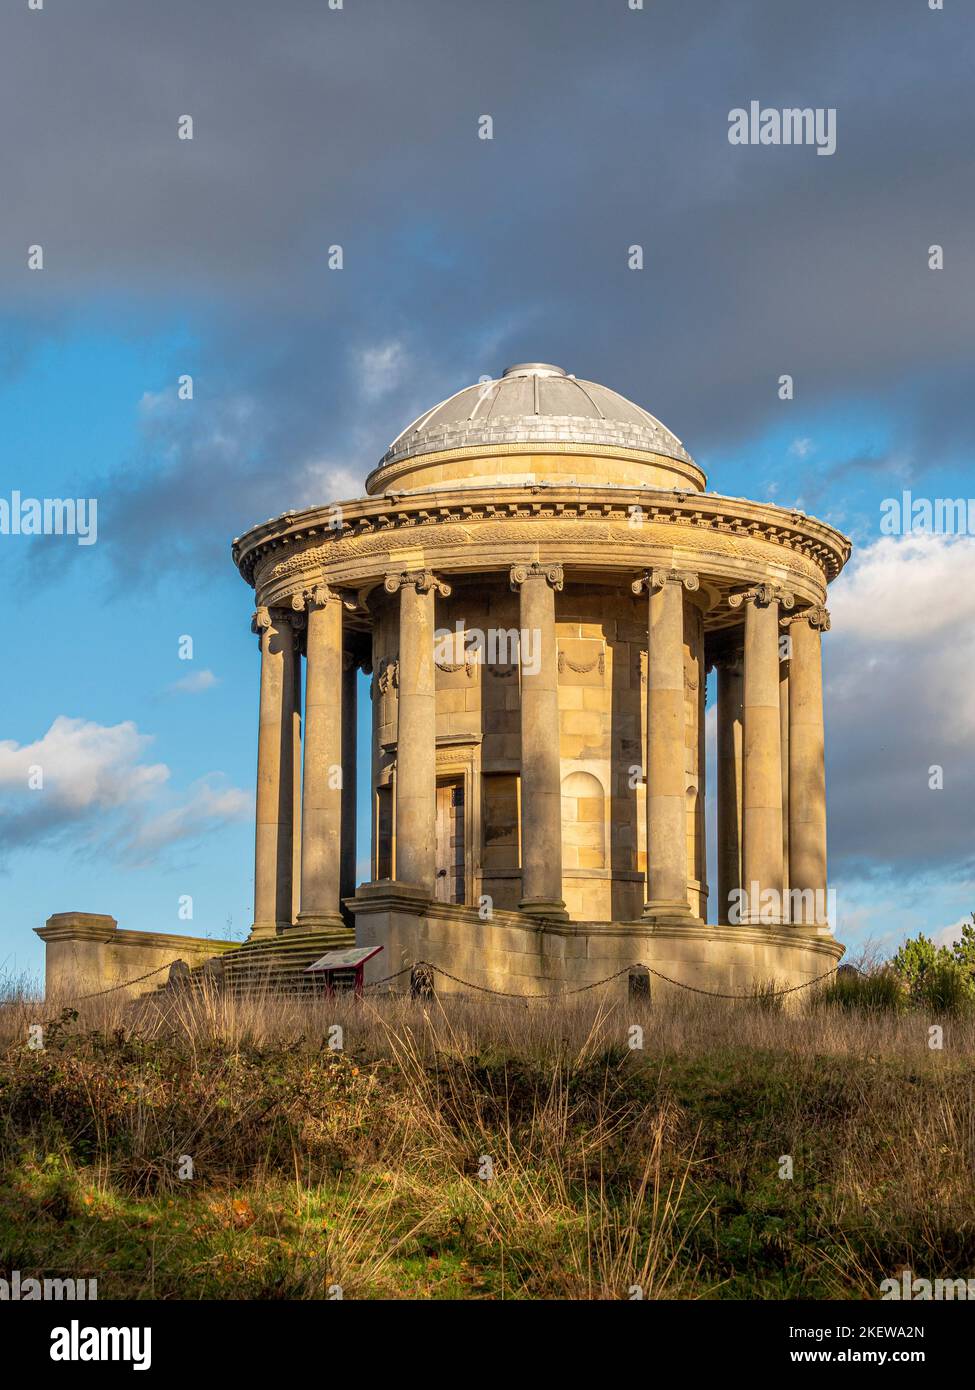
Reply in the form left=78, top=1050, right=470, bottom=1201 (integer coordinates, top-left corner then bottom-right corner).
left=715, top=647, right=744, bottom=925
left=340, top=650, right=359, bottom=904
left=251, top=606, right=298, bottom=938
left=510, top=562, right=567, bottom=917
left=785, top=606, right=830, bottom=925
left=779, top=656, right=790, bottom=898
left=296, top=586, right=345, bottom=930
left=632, top=568, right=699, bottom=919
left=384, top=569, right=451, bottom=892
left=290, top=616, right=304, bottom=926
left=728, top=584, right=794, bottom=923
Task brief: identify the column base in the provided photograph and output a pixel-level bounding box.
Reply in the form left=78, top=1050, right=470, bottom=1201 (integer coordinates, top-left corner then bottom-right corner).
left=642, top=899, right=694, bottom=922
left=248, top=920, right=290, bottom=941
left=293, top=911, right=346, bottom=932
left=519, top=897, right=570, bottom=920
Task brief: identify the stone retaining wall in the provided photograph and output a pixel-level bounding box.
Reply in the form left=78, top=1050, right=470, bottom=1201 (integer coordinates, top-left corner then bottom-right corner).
left=35, top=913, right=238, bottom=1002
left=350, top=884, right=844, bottom=1004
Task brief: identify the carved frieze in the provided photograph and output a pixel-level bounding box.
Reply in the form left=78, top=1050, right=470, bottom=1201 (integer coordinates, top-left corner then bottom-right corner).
left=557, top=649, right=605, bottom=676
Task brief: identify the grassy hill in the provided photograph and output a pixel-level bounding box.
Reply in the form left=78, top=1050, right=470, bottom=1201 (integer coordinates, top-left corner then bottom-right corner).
left=1, top=984, right=973, bottom=1299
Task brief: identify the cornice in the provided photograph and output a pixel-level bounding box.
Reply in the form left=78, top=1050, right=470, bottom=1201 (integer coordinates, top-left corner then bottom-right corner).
left=232, top=485, right=852, bottom=592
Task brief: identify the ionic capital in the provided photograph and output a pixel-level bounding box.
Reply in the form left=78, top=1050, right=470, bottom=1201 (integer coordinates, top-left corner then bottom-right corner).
left=384, top=568, right=452, bottom=597
left=631, top=568, right=699, bottom=596
left=509, top=562, right=564, bottom=592
left=781, top=604, right=831, bottom=632
left=251, top=606, right=272, bottom=637
left=728, top=583, right=795, bottom=611
left=251, top=604, right=302, bottom=647
left=292, top=583, right=358, bottom=613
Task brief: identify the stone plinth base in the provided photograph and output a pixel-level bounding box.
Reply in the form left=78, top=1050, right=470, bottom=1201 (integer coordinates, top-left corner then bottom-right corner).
left=348, top=888, right=844, bottom=1003
left=35, top=913, right=239, bottom=1002
left=35, top=912, right=356, bottom=1002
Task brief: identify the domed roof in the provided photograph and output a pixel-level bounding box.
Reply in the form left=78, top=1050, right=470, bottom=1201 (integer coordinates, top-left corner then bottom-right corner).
left=378, top=363, right=695, bottom=470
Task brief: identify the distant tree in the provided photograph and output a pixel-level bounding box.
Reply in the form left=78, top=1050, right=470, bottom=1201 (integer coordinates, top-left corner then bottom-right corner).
left=950, top=913, right=975, bottom=982
left=891, top=926, right=975, bottom=1013
left=890, top=933, right=945, bottom=989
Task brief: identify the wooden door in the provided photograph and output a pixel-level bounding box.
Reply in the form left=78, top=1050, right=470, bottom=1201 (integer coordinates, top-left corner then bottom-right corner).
left=435, top=779, right=465, bottom=903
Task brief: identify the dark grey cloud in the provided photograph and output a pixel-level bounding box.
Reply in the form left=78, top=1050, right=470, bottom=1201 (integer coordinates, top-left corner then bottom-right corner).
left=823, top=533, right=975, bottom=880
left=2, top=0, right=973, bottom=582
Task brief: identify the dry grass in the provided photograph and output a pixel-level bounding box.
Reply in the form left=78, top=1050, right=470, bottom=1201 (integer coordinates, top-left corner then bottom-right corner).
left=1, top=978, right=974, bottom=1299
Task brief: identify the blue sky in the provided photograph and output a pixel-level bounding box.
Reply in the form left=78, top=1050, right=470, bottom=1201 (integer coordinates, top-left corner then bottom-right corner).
left=1, top=0, right=973, bottom=981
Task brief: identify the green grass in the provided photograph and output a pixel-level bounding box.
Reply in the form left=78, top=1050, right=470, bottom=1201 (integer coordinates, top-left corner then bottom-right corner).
left=2, top=989, right=974, bottom=1299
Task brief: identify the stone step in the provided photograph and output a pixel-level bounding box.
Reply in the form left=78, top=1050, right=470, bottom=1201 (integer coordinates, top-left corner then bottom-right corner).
left=153, top=926, right=356, bottom=997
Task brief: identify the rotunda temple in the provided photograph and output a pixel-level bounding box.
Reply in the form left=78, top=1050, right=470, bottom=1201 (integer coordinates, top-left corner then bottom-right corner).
left=231, top=362, right=851, bottom=998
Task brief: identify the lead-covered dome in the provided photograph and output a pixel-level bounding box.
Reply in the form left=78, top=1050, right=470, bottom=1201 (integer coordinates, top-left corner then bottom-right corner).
left=379, top=363, right=695, bottom=469
left=365, top=362, right=704, bottom=496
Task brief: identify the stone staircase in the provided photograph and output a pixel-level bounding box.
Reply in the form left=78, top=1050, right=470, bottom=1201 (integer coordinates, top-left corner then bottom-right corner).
left=155, top=924, right=355, bottom=998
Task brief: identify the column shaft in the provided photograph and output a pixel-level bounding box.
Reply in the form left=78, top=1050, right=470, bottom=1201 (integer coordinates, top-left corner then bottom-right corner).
left=780, top=661, right=790, bottom=898
left=340, top=654, right=358, bottom=904
left=788, top=610, right=829, bottom=924
left=252, top=609, right=296, bottom=937
left=512, top=564, right=566, bottom=916
left=737, top=588, right=787, bottom=921
left=298, top=592, right=345, bottom=929
left=390, top=572, right=442, bottom=890
left=291, top=640, right=303, bottom=925
left=639, top=570, right=696, bottom=918
left=716, top=656, right=743, bottom=924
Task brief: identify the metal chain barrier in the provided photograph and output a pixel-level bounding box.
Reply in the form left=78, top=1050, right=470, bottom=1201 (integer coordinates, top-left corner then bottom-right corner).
left=362, top=965, right=414, bottom=990
left=70, top=962, right=174, bottom=1001
left=388, top=958, right=839, bottom=1002
left=61, top=958, right=837, bottom=1005
left=415, top=961, right=637, bottom=1000
left=638, top=960, right=839, bottom=1000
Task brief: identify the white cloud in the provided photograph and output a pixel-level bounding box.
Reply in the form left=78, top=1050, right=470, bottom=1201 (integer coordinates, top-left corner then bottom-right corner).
left=292, top=457, right=363, bottom=508
left=933, top=917, right=971, bottom=951
left=789, top=437, right=814, bottom=458
left=0, top=716, right=248, bottom=865
left=356, top=340, right=407, bottom=401
left=829, top=532, right=975, bottom=642
left=0, top=716, right=167, bottom=812
left=167, top=669, right=219, bottom=695
left=122, top=777, right=251, bottom=858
